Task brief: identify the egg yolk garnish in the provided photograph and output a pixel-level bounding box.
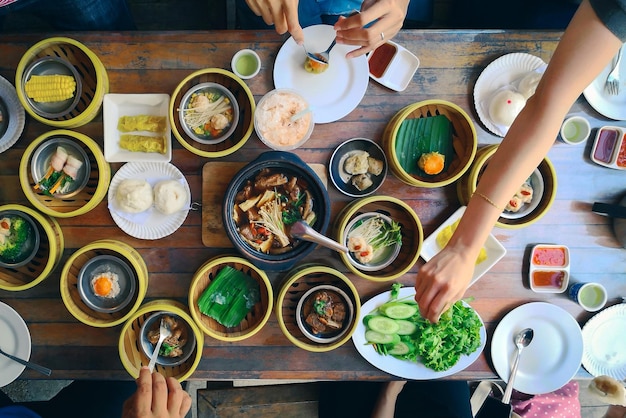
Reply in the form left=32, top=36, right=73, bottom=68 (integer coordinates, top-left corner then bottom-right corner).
left=93, top=276, right=113, bottom=296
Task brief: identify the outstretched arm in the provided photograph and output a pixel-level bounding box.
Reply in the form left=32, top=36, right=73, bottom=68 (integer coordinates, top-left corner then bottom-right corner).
left=415, top=0, right=623, bottom=323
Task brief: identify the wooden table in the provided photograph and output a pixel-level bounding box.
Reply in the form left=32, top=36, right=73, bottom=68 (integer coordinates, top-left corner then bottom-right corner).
left=0, top=30, right=624, bottom=382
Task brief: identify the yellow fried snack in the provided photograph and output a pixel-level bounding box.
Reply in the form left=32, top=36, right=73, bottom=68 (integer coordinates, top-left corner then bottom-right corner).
left=117, top=115, right=167, bottom=133
left=119, top=134, right=166, bottom=154
left=436, top=219, right=487, bottom=264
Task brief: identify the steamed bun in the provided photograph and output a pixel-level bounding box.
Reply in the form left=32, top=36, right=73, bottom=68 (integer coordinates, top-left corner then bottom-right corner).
left=488, top=89, right=526, bottom=127
left=116, top=179, right=153, bottom=213
left=518, top=72, right=542, bottom=99
left=153, top=180, right=187, bottom=215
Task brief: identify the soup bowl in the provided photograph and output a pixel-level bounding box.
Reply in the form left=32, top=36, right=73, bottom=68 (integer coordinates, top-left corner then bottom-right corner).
left=222, top=151, right=331, bottom=271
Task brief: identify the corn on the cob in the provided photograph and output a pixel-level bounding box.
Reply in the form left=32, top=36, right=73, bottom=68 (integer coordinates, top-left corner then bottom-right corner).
left=24, top=74, right=76, bottom=103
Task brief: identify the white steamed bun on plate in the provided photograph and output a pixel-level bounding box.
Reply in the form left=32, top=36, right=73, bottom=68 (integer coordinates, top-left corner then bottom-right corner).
left=488, top=89, right=526, bottom=127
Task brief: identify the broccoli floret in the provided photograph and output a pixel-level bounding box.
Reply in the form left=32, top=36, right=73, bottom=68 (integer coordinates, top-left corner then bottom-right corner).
left=0, top=217, right=33, bottom=262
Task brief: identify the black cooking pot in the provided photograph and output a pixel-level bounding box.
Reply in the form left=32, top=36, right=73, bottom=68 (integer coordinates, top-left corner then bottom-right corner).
left=222, top=151, right=331, bottom=270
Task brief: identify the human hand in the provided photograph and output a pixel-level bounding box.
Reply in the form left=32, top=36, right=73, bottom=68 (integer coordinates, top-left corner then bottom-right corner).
left=244, top=0, right=304, bottom=44
left=414, top=246, right=475, bottom=323
left=334, top=0, right=409, bottom=58
left=122, top=367, right=191, bottom=418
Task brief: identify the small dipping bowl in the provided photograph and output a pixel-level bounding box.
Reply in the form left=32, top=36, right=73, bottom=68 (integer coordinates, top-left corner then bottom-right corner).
left=295, top=284, right=354, bottom=344
left=0, top=210, right=40, bottom=269
left=77, top=254, right=137, bottom=313
left=30, top=136, right=91, bottom=199
left=21, top=56, right=82, bottom=119
left=343, top=212, right=402, bottom=272
left=254, top=89, right=314, bottom=151
left=591, top=126, right=626, bottom=170
left=139, top=311, right=197, bottom=367
left=560, top=115, right=591, bottom=145
left=329, top=137, right=388, bottom=197
left=178, top=82, right=240, bottom=145
left=231, top=49, right=261, bottom=80
left=529, top=244, right=570, bottom=293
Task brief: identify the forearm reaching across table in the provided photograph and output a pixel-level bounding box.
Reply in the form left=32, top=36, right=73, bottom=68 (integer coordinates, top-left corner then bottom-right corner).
left=414, top=0, right=624, bottom=323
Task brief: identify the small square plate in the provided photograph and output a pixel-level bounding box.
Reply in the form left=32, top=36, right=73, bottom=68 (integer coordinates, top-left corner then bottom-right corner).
left=420, top=206, right=507, bottom=287
left=103, top=94, right=172, bottom=163
left=367, top=41, right=419, bottom=92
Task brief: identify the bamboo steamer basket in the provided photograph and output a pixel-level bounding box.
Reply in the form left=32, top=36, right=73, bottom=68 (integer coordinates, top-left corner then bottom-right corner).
left=60, top=239, right=148, bottom=327
left=456, top=144, right=558, bottom=229
left=188, top=255, right=272, bottom=342
left=0, top=204, right=64, bottom=291
left=334, top=196, right=423, bottom=282
left=383, top=100, right=477, bottom=188
left=19, top=130, right=110, bottom=218
left=15, top=37, right=109, bottom=128
left=275, top=263, right=361, bottom=352
left=119, top=299, right=204, bottom=382
left=170, top=68, right=255, bottom=158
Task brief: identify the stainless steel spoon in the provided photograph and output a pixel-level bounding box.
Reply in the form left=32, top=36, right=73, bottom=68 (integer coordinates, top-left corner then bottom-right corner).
left=0, top=347, right=52, bottom=376
left=502, top=327, right=534, bottom=404
left=290, top=220, right=348, bottom=253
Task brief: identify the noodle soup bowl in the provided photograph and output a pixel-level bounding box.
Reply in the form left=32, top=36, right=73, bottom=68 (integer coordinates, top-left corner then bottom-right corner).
left=223, top=151, right=331, bottom=271
left=178, top=82, right=240, bottom=145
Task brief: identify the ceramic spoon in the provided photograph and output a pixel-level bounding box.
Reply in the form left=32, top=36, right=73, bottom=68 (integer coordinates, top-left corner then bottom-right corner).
left=290, top=220, right=348, bottom=253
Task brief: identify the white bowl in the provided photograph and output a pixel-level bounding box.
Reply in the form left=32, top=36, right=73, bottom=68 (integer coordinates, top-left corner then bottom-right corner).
left=343, top=212, right=401, bottom=272
left=178, top=82, right=239, bottom=145
left=500, top=168, right=544, bottom=220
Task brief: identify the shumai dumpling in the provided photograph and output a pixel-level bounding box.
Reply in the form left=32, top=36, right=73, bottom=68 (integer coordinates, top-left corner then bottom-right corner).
left=488, top=89, right=526, bottom=127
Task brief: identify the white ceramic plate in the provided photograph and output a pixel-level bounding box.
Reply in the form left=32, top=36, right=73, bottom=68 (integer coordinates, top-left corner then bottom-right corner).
left=583, top=49, right=626, bottom=121
left=0, top=75, right=25, bottom=154
left=581, top=303, right=626, bottom=379
left=474, top=53, right=546, bottom=137
left=108, top=162, right=191, bottom=240
left=491, top=302, right=583, bottom=395
left=103, top=94, right=172, bottom=163
left=0, top=302, right=31, bottom=387
left=367, top=40, right=419, bottom=92
left=420, top=206, right=506, bottom=287
left=352, top=287, right=486, bottom=379
left=273, top=24, right=369, bottom=124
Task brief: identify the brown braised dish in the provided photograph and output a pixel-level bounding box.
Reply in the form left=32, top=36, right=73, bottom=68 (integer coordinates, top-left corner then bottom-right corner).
left=301, top=289, right=347, bottom=336
left=148, top=315, right=188, bottom=358
left=232, top=168, right=316, bottom=254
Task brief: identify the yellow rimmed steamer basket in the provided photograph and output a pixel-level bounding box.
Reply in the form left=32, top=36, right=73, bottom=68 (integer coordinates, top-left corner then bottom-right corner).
left=383, top=100, right=477, bottom=188
left=457, top=145, right=558, bottom=229
left=60, top=239, right=148, bottom=328
left=275, top=263, right=361, bottom=352
left=15, top=37, right=108, bottom=128
left=0, top=204, right=64, bottom=291
left=119, top=299, right=204, bottom=382
left=19, top=130, right=110, bottom=218
left=170, top=68, right=255, bottom=158
left=188, top=255, right=273, bottom=342
left=334, top=196, right=423, bottom=282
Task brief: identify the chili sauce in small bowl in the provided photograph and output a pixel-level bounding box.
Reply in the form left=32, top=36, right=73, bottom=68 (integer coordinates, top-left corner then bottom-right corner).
left=529, top=244, right=570, bottom=293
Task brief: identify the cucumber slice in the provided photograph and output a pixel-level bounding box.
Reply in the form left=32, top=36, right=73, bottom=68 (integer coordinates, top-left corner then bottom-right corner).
left=380, top=302, right=418, bottom=320
left=395, top=319, right=417, bottom=335
left=367, top=315, right=400, bottom=334
left=365, top=330, right=398, bottom=345
left=388, top=341, right=410, bottom=356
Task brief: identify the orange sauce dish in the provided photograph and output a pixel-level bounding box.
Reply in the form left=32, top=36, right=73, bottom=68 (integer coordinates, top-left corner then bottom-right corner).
left=531, top=270, right=565, bottom=288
